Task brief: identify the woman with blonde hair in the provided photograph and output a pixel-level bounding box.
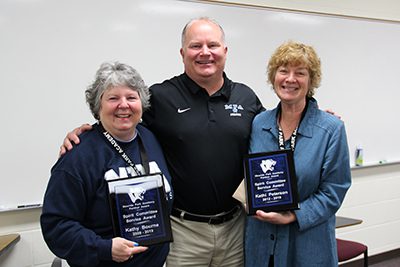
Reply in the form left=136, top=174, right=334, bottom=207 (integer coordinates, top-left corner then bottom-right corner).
left=245, top=41, right=351, bottom=267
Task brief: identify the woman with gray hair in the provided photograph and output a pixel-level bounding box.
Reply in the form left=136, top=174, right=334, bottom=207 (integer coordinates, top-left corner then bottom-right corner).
left=41, top=61, right=173, bottom=267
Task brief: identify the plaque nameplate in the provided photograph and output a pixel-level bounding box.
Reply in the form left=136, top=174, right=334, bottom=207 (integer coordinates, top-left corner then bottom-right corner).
left=244, top=150, right=299, bottom=215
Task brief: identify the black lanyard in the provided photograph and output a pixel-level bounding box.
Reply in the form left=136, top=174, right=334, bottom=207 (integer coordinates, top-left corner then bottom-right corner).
left=277, top=98, right=309, bottom=151
left=97, top=122, right=150, bottom=176
left=278, top=126, right=298, bottom=151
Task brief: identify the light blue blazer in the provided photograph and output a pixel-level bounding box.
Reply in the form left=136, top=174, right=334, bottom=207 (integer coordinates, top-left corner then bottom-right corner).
left=245, top=98, right=351, bottom=267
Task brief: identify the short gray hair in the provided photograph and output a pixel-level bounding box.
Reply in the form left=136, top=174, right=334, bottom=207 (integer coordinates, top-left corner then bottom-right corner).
left=85, top=61, right=150, bottom=120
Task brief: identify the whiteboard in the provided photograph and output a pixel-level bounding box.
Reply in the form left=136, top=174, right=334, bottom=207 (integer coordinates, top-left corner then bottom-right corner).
left=0, top=0, right=399, bottom=208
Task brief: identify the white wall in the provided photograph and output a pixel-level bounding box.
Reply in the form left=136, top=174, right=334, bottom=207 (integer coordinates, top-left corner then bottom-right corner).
left=336, top=163, right=400, bottom=262
left=3, top=0, right=400, bottom=209
left=1, top=0, right=399, bottom=266
left=0, top=209, right=54, bottom=267
left=203, top=0, right=400, bottom=21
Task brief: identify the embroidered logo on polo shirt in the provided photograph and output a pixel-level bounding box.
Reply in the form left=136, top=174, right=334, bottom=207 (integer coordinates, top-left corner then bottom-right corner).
left=225, top=104, right=243, bottom=117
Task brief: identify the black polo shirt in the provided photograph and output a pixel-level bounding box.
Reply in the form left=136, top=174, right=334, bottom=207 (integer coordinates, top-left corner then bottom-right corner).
left=143, top=73, right=264, bottom=215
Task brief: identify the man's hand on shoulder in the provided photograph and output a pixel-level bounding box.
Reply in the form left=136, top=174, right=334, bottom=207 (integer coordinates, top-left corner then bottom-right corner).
left=59, top=123, right=93, bottom=157
left=324, top=109, right=342, bottom=120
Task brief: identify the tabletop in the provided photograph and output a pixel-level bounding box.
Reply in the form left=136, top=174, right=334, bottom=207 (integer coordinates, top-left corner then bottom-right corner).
left=336, top=216, right=363, bottom=229
left=0, top=233, right=20, bottom=257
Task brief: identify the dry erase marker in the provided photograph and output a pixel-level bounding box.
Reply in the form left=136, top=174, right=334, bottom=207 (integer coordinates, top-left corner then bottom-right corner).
left=17, top=204, right=41, bottom=208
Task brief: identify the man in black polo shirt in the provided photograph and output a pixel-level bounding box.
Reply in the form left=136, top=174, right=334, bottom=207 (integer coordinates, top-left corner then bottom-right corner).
left=144, top=18, right=263, bottom=266
left=60, top=17, right=263, bottom=266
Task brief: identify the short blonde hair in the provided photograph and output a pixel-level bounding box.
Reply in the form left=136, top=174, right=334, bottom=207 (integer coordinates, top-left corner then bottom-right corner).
left=267, top=41, right=321, bottom=97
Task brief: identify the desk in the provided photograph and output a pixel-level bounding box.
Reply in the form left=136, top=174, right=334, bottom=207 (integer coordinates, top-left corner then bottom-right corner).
left=335, top=216, right=363, bottom=229
left=0, top=234, right=20, bottom=257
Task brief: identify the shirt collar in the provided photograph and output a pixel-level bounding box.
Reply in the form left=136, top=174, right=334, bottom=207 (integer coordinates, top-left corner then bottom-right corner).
left=262, top=98, right=318, bottom=138
left=181, top=72, right=231, bottom=100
